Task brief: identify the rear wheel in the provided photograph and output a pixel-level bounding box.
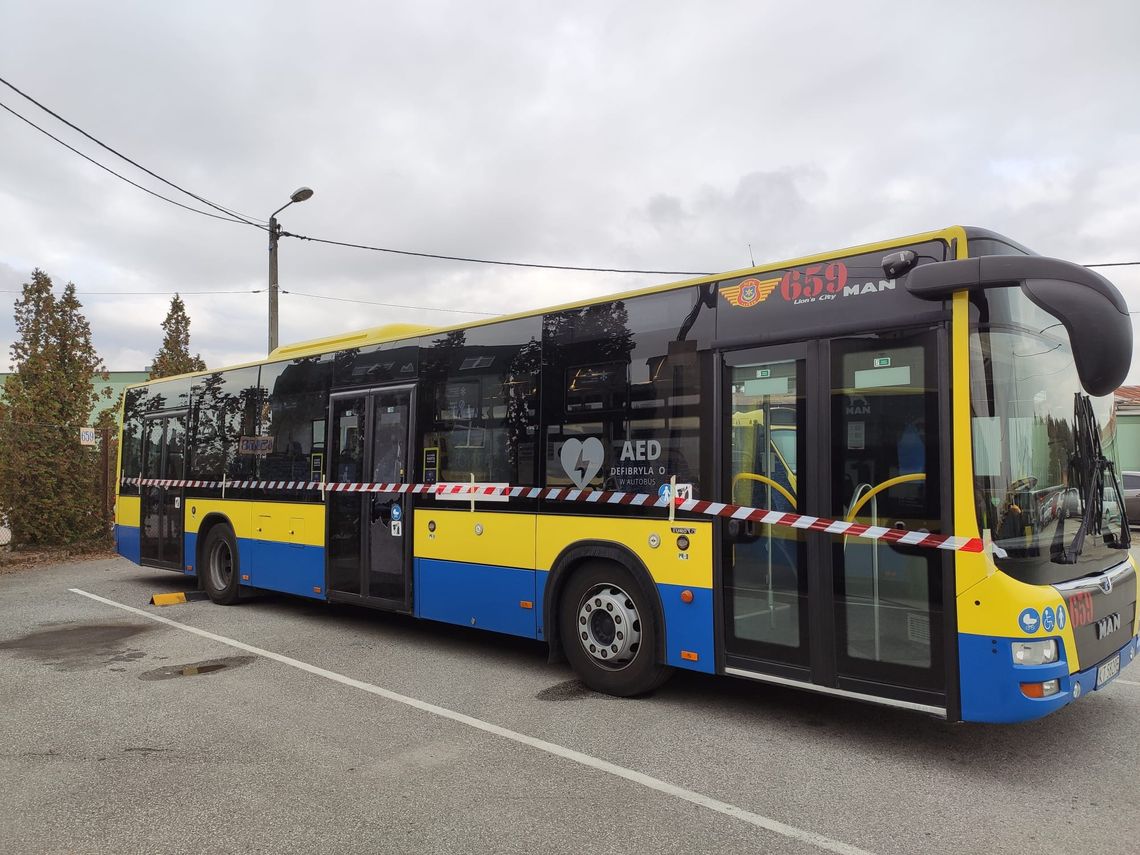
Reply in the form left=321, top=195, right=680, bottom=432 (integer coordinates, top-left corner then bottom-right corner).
left=558, top=560, right=671, bottom=696
left=202, top=524, right=241, bottom=605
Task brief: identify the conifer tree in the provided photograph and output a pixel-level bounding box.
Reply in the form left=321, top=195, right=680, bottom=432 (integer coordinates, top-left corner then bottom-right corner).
left=150, top=293, right=206, bottom=379
left=0, top=270, right=108, bottom=547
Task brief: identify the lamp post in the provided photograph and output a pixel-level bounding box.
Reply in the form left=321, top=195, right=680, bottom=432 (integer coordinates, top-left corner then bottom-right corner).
left=268, top=186, right=314, bottom=354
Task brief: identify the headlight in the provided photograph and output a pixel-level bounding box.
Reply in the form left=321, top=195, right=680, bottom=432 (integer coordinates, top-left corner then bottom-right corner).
left=1013, top=639, right=1058, bottom=666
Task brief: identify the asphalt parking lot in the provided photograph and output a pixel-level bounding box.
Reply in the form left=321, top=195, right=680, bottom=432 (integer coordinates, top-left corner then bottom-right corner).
left=1, top=556, right=1138, bottom=855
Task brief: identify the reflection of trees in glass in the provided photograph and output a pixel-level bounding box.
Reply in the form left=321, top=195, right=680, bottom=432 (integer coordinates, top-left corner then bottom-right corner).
left=505, top=338, right=541, bottom=471
left=121, top=388, right=148, bottom=481
left=1045, top=414, right=1073, bottom=486
left=333, top=347, right=361, bottom=384
left=260, top=357, right=331, bottom=484
left=190, top=371, right=259, bottom=478
left=543, top=301, right=634, bottom=363
left=423, top=331, right=469, bottom=414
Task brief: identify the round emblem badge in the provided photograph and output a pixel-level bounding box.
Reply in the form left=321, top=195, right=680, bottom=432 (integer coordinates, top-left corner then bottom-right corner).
left=737, top=279, right=761, bottom=307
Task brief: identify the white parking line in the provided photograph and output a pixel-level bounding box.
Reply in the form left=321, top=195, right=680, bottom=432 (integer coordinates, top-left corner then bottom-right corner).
left=71, top=587, right=874, bottom=855
left=1116, top=679, right=1140, bottom=687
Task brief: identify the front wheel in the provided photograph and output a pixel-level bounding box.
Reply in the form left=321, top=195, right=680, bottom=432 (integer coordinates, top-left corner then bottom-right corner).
left=201, top=524, right=241, bottom=605
left=558, top=560, right=672, bottom=697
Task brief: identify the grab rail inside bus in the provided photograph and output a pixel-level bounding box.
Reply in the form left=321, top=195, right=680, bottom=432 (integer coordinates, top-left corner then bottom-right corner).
left=842, top=472, right=926, bottom=664
left=730, top=472, right=797, bottom=510
left=845, top=473, right=926, bottom=522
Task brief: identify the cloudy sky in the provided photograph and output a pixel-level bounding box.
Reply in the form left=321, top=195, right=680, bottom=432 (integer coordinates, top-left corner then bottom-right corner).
left=1, top=2, right=1138, bottom=380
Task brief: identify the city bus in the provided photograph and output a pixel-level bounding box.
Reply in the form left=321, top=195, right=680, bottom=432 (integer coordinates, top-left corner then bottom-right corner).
left=113, top=226, right=1138, bottom=723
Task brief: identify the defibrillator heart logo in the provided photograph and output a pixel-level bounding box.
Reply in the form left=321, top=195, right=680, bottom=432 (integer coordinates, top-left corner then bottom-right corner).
left=559, top=437, right=605, bottom=490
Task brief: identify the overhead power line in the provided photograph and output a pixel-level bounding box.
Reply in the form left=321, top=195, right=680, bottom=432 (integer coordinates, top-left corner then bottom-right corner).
left=0, top=100, right=251, bottom=225
left=0, top=288, right=258, bottom=296
left=0, top=74, right=265, bottom=226
left=281, top=231, right=714, bottom=277
left=1086, top=261, right=1140, bottom=268
left=0, top=286, right=500, bottom=314
left=281, top=289, right=498, bottom=315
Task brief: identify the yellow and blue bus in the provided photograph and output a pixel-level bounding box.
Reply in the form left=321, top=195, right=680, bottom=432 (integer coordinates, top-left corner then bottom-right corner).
left=114, top=226, right=1137, bottom=722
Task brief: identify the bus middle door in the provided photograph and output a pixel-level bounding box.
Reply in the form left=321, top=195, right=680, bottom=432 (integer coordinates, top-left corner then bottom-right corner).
left=327, top=386, right=414, bottom=610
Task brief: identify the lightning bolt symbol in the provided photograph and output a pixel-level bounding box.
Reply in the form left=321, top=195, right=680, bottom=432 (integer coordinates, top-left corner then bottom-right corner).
left=574, top=447, right=588, bottom=482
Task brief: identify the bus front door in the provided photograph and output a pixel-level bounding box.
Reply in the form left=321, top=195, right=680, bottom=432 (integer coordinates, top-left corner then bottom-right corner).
left=327, top=386, right=413, bottom=610
left=139, top=412, right=187, bottom=570
left=721, top=330, right=947, bottom=712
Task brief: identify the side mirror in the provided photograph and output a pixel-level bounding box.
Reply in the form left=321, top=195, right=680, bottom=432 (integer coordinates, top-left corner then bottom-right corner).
left=904, top=256, right=1131, bottom=396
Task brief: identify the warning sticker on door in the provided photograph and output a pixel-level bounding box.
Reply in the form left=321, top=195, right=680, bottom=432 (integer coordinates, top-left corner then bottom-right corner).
left=391, top=520, right=402, bottom=537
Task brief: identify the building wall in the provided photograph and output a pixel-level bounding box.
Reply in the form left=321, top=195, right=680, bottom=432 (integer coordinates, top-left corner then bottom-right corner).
left=1116, top=413, right=1140, bottom=472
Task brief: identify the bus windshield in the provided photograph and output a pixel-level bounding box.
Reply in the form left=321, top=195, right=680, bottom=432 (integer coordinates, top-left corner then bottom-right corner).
left=969, top=287, right=1128, bottom=584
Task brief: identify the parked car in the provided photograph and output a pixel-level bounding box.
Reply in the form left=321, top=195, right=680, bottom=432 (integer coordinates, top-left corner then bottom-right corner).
left=1122, top=472, right=1140, bottom=529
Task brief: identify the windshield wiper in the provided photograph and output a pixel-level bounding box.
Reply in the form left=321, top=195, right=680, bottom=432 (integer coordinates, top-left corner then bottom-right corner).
left=1055, top=393, right=1130, bottom=563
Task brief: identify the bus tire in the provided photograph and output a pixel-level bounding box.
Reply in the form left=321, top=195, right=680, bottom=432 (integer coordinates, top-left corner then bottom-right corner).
left=201, top=524, right=241, bottom=605
left=558, top=560, right=671, bottom=697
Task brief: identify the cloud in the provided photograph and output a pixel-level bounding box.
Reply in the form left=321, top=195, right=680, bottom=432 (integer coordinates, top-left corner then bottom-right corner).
left=0, top=0, right=1138, bottom=382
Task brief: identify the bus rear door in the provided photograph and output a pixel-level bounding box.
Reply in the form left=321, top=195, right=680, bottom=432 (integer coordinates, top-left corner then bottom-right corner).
left=139, top=411, right=187, bottom=570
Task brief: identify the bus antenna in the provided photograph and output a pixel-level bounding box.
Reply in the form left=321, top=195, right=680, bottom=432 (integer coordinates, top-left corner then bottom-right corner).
left=748, top=244, right=756, bottom=267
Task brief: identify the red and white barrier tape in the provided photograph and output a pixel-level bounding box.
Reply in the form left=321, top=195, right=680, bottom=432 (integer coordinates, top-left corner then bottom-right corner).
left=120, top=477, right=983, bottom=553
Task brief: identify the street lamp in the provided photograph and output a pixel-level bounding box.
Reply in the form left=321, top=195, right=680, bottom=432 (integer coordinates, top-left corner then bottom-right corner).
left=268, top=186, right=314, bottom=354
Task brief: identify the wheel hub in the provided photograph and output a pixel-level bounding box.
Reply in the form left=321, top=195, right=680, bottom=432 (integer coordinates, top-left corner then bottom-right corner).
left=576, top=584, right=642, bottom=668
left=209, top=540, right=232, bottom=590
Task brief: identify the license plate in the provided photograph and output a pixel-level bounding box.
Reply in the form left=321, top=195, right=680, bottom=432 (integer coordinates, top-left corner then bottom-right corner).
left=1096, top=654, right=1121, bottom=688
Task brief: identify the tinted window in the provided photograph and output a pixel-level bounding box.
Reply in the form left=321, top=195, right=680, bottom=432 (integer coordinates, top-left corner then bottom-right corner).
left=144, top=376, right=191, bottom=413
left=334, top=343, right=418, bottom=388
left=119, top=387, right=148, bottom=493
left=418, top=319, right=541, bottom=488
left=1124, top=474, right=1140, bottom=491
left=967, top=237, right=1030, bottom=257
left=543, top=287, right=710, bottom=499
left=188, top=367, right=260, bottom=481
left=258, top=356, right=333, bottom=488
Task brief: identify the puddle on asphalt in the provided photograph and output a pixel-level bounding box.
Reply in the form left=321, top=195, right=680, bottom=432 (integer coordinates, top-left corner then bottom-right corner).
left=138, top=655, right=256, bottom=681
left=535, top=679, right=607, bottom=701
left=0, top=622, right=153, bottom=670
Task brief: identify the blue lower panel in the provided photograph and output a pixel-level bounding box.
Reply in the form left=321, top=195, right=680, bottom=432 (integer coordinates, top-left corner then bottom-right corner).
left=115, top=524, right=140, bottom=565
left=183, top=532, right=199, bottom=575
left=659, top=582, right=714, bottom=673
left=959, top=632, right=1140, bottom=723
left=535, top=570, right=550, bottom=640
left=184, top=531, right=324, bottom=598
left=247, top=539, right=326, bottom=599
left=415, top=559, right=537, bottom=639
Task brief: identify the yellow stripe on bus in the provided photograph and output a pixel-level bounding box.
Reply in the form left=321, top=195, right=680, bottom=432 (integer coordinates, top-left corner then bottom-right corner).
left=182, top=499, right=325, bottom=547
left=536, top=515, right=712, bottom=589
left=116, top=495, right=140, bottom=527
left=413, top=509, right=537, bottom=569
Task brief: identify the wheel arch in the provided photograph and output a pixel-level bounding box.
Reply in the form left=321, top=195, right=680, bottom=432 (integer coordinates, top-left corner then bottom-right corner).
left=543, top=540, right=667, bottom=665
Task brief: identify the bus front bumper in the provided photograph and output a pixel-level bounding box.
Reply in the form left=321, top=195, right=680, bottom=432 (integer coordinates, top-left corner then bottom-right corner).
left=959, top=633, right=1139, bottom=723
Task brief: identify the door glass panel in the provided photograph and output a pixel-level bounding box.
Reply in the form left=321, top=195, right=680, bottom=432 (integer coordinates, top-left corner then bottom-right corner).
left=161, top=415, right=186, bottom=566
left=328, top=396, right=366, bottom=594
left=724, top=357, right=808, bottom=666
left=368, top=391, right=410, bottom=601
left=831, top=333, right=943, bottom=687
left=140, top=419, right=165, bottom=562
